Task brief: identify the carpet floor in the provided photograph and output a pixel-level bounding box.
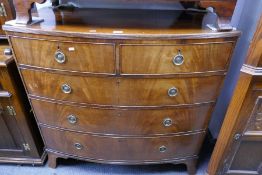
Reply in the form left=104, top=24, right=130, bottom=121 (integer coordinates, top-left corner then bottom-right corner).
left=0, top=157, right=208, bottom=175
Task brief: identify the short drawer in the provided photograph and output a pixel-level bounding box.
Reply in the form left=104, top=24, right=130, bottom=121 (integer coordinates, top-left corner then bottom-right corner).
left=32, top=99, right=212, bottom=135
left=41, top=127, right=205, bottom=163
left=120, top=42, right=234, bottom=74
left=21, top=69, right=224, bottom=105
left=11, top=37, right=115, bottom=73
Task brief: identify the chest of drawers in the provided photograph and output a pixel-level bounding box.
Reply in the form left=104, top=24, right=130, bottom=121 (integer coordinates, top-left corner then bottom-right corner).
left=4, top=7, right=240, bottom=174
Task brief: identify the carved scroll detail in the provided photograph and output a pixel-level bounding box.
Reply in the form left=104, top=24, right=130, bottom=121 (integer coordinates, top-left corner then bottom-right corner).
left=13, top=0, right=46, bottom=24
left=199, top=1, right=237, bottom=31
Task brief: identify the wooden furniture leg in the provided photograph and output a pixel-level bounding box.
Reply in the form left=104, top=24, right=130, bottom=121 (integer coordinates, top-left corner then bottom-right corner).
left=48, top=153, right=58, bottom=168
left=185, top=159, right=197, bottom=175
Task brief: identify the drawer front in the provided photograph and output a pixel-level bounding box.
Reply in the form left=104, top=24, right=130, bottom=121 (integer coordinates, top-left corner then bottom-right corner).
left=11, top=37, right=115, bottom=73
left=120, top=42, right=234, bottom=74
left=41, top=127, right=205, bottom=162
left=21, top=69, right=117, bottom=105
left=118, top=76, right=224, bottom=105
left=22, top=69, right=223, bottom=105
left=32, top=99, right=212, bottom=135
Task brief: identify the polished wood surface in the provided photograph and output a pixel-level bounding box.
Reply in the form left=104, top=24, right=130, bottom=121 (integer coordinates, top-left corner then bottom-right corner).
left=41, top=126, right=205, bottom=163
left=21, top=69, right=224, bottom=106
left=118, top=77, right=224, bottom=106
left=0, top=43, right=45, bottom=164
left=207, top=15, right=262, bottom=175
left=11, top=0, right=236, bottom=29
left=121, top=42, right=234, bottom=74
left=4, top=6, right=239, bottom=174
left=21, top=70, right=117, bottom=105
left=11, top=37, right=115, bottom=74
left=32, top=99, right=213, bottom=136
left=3, top=8, right=240, bottom=39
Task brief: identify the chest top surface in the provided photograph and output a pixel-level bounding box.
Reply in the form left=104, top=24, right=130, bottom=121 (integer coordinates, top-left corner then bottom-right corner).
left=3, top=7, right=240, bottom=39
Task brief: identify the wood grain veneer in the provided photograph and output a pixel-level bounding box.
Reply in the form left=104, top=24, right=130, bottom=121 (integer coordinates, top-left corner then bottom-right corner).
left=41, top=126, right=205, bottom=164
left=20, top=69, right=224, bottom=106
left=120, top=42, right=234, bottom=74
left=4, top=6, right=239, bottom=174
left=11, top=37, right=116, bottom=74
left=31, top=99, right=213, bottom=136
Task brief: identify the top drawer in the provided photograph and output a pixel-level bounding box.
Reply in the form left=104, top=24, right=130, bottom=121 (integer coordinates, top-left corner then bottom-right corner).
left=10, top=37, right=115, bottom=74
left=120, top=42, right=234, bottom=74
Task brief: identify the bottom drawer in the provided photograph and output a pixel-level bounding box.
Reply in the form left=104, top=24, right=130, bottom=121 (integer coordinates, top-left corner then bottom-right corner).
left=41, top=127, right=205, bottom=163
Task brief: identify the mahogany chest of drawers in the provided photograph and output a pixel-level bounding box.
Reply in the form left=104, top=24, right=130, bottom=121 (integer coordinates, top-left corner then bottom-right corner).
left=3, top=7, right=240, bottom=174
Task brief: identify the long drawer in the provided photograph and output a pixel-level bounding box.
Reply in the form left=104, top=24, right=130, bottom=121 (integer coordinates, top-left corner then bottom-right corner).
left=21, top=69, right=224, bottom=105
left=11, top=37, right=115, bottom=73
left=120, top=42, right=234, bottom=74
left=32, top=99, right=212, bottom=135
left=41, top=126, right=205, bottom=163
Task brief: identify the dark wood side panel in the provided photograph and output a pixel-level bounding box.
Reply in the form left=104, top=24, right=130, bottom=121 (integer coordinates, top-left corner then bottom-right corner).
left=229, top=137, right=262, bottom=173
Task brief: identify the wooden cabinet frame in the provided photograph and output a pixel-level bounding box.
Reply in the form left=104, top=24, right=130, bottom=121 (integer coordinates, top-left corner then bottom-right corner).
left=207, top=14, right=262, bottom=175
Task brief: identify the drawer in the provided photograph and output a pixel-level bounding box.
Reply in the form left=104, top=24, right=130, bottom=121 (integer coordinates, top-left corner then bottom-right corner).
left=120, top=42, right=234, bottom=74
left=41, top=127, right=205, bottom=163
left=21, top=69, right=224, bottom=105
left=32, top=99, right=212, bottom=135
left=21, top=69, right=117, bottom=105
left=11, top=37, right=115, bottom=73
left=118, top=76, right=224, bottom=105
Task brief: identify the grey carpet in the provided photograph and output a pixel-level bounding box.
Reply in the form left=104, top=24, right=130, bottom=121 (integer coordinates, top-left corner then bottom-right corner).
left=0, top=158, right=208, bottom=175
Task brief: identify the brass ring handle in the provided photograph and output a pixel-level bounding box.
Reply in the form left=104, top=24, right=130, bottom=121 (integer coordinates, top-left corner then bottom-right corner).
left=67, top=114, right=77, bottom=124
left=168, top=87, right=178, bottom=97
left=54, top=50, right=66, bottom=63
left=172, top=51, right=184, bottom=66
left=74, top=143, right=83, bottom=150
left=163, top=118, right=172, bottom=127
left=159, top=146, right=167, bottom=153
left=61, top=84, right=72, bottom=94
